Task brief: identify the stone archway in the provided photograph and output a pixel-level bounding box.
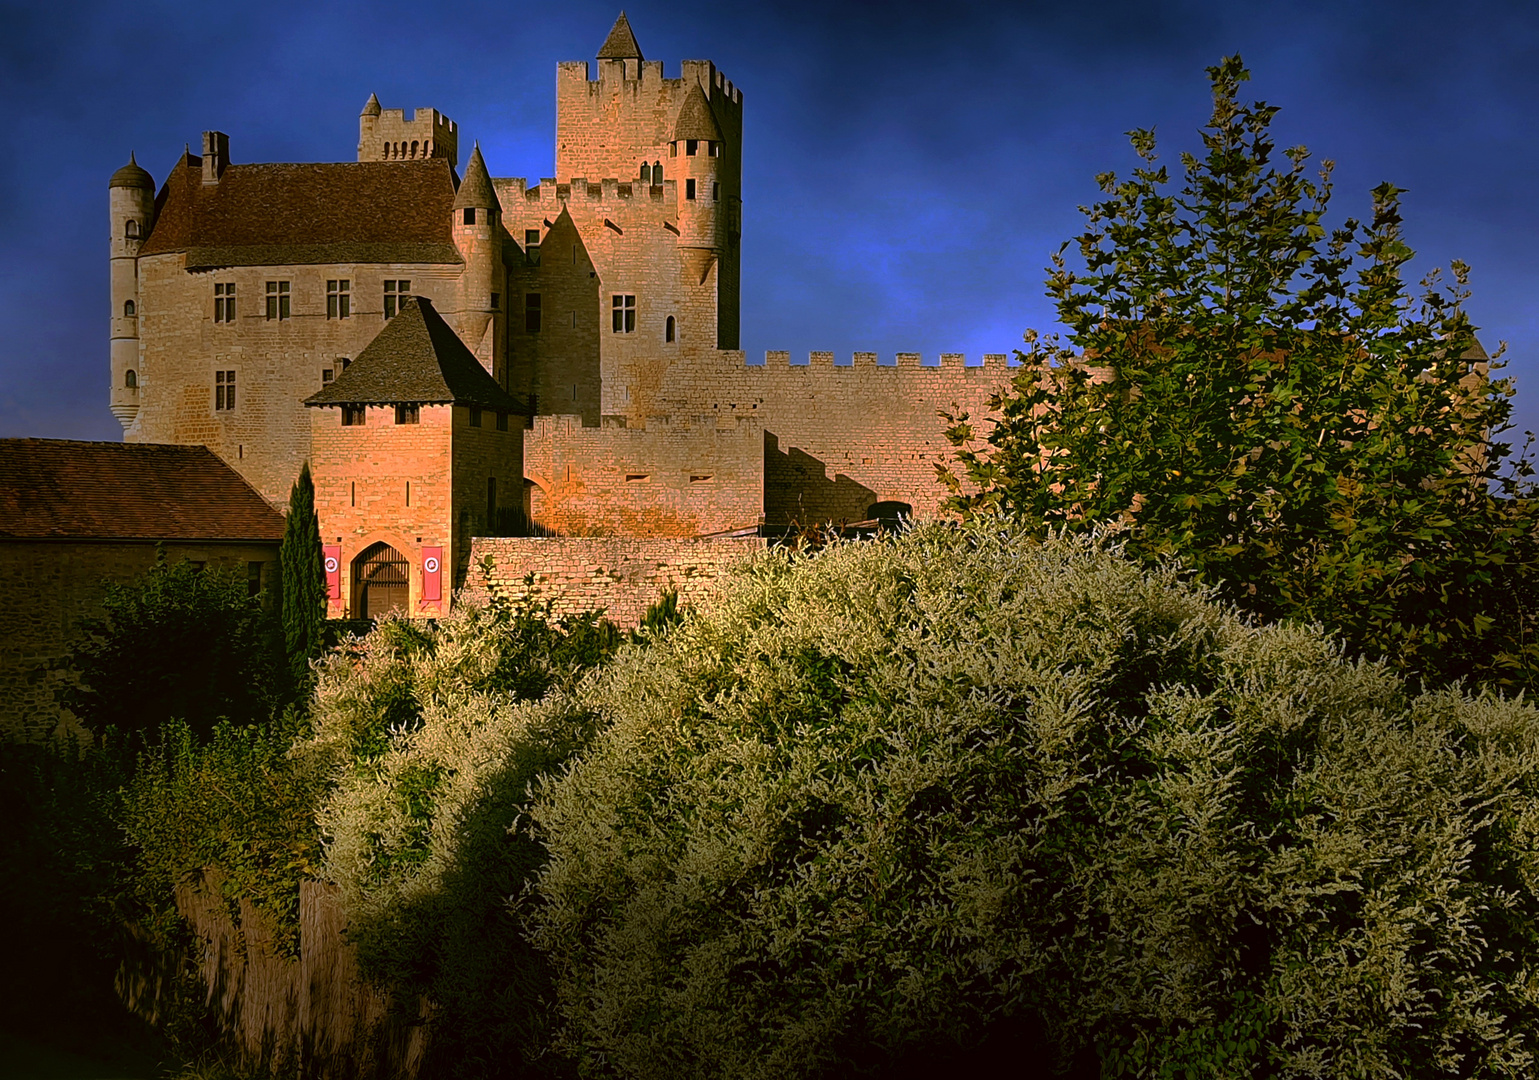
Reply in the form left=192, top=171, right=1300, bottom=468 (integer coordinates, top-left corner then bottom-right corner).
left=354, top=541, right=409, bottom=619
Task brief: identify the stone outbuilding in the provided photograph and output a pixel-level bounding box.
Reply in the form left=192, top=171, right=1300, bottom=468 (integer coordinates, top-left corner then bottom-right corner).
left=304, top=296, right=527, bottom=619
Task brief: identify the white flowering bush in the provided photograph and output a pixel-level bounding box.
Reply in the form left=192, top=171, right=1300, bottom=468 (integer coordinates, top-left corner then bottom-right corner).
left=524, top=521, right=1539, bottom=1079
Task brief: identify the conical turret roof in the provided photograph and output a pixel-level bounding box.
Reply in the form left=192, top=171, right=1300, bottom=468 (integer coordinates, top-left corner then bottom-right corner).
left=110, top=152, right=154, bottom=190
left=597, top=11, right=643, bottom=60
left=452, top=143, right=501, bottom=212
left=304, top=296, right=523, bottom=412
left=361, top=92, right=382, bottom=117
left=672, top=83, right=721, bottom=142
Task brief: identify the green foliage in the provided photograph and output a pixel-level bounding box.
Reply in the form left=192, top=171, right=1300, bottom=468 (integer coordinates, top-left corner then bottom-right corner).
left=119, top=712, right=327, bottom=958
left=280, top=462, right=326, bottom=695
left=941, top=56, right=1539, bottom=695
left=57, top=551, right=283, bottom=740
left=525, top=521, right=1539, bottom=1079
left=632, top=588, right=684, bottom=641
left=302, top=598, right=623, bottom=1077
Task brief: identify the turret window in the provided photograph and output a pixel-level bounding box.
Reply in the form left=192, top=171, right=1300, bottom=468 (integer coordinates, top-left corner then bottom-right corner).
left=686, top=139, right=698, bottom=156
left=265, top=280, right=290, bottom=321
left=125, top=219, right=139, bottom=239
left=464, top=208, right=476, bottom=225
left=686, top=179, right=696, bottom=200
left=214, top=370, right=235, bottom=411
left=124, top=370, right=136, bottom=389
left=327, top=280, right=351, bottom=319
left=123, top=300, right=136, bottom=317
left=214, top=282, right=235, bottom=323
left=611, top=294, right=636, bottom=334
left=525, top=293, right=541, bottom=334
left=384, top=280, right=411, bottom=318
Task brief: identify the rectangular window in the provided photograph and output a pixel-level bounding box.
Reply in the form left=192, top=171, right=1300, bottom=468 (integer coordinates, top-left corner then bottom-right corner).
left=463, top=207, right=476, bottom=226
left=395, top=403, right=419, bottom=425
left=524, top=293, right=541, bottom=334
left=214, top=282, right=236, bottom=323
left=214, top=369, right=235, bottom=411
left=686, top=139, right=698, bottom=156
left=524, top=229, right=541, bottom=265
left=496, top=411, right=509, bottom=432
left=247, top=561, right=263, bottom=598
left=711, top=182, right=718, bottom=201
left=686, top=178, right=696, bottom=200
left=611, top=294, right=636, bottom=334
left=469, top=406, right=482, bottom=428
left=264, top=280, right=290, bottom=321
left=322, top=368, right=334, bottom=384
left=327, top=279, right=351, bottom=319
left=384, top=279, right=411, bottom=318
left=342, top=405, right=365, bottom=426
left=490, top=292, right=500, bottom=311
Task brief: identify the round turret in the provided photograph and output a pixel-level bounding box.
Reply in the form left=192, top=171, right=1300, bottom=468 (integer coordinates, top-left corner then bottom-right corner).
left=670, top=83, right=724, bottom=253
left=109, top=153, right=155, bottom=432
left=452, top=143, right=504, bottom=378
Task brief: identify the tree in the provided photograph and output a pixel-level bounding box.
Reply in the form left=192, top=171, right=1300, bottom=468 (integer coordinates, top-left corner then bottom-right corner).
left=942, top=56, right=1538, bottom=694
left=280, top=462, right=326, bottom=693
left=56, top=552, right=281, bottom=740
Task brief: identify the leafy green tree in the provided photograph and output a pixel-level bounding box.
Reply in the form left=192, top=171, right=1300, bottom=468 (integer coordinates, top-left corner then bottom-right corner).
left=941, top=56, right=1538, bottom=694
left=57, top=553, right=281, bottom=740
left=280, top=462, right=326, bottom=693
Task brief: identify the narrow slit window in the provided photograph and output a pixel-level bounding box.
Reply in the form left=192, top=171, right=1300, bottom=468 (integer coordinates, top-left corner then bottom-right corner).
left=685, top=178, right=696, bottom=200
left=123, top=299, right=135, bottom=317
left=640, top=162, right=651, bottom=183
left=665, top=315, right=675, bottom=343
left=525, top=293, right=541, bottom=334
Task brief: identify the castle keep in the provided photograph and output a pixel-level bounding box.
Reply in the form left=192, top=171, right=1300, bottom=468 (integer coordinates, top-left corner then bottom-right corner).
left=108, top=13, right=1010, bottom=621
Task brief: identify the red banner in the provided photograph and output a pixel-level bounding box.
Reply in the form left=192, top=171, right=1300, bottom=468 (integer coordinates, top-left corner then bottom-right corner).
left=422, top=546, right=443, bottom=602
left=323, top=545, right=341, bottom=600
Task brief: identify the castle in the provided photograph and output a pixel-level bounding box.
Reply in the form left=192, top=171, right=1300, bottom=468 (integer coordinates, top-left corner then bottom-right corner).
left=107, top=13, right=1012, bottom=621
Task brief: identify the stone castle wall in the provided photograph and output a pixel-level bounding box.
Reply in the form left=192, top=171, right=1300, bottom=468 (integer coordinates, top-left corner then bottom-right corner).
left=463, top=535, right=764, bottom=628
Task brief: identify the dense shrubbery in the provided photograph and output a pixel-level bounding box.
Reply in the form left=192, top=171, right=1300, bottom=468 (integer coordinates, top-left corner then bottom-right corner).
left=524, top=523, right=1539, bottom=1078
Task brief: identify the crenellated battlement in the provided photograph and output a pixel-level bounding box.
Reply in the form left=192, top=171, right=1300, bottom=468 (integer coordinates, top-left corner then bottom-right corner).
left=358, top=103, right=458, bottom=166
left=743, top=351, right=1011, bottom=369
left=498, top=177, right=674, bottom=204
left=557, top=58, right=743, bottom=106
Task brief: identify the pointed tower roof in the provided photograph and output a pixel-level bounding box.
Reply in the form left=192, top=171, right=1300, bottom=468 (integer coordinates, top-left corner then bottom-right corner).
left=304, top=297, right=523, bottom=412
left=361, top=92, right=382, bottom=117
left=672, top=83, right=721, bottom=142
left=597, top=11, right=643, bottom=60
left=452, top=143, right=500, bottom=212
left=110, top=152, right=154, bottom=190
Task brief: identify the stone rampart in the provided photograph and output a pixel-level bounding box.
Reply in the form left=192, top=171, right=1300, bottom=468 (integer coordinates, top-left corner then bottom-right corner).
left=463, top=535, right=764, bottom=627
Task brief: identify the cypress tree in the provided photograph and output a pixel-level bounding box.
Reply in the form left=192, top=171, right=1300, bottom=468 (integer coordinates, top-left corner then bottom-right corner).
left=280, top=462, right=326, bottom=692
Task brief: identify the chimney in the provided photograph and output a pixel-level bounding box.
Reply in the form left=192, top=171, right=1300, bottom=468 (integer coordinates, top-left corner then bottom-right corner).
left=201, top=131, right=229, bottom=184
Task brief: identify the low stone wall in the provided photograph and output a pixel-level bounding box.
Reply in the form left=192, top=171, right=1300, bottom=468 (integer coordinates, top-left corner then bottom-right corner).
left=463, top=535, right=766, bottom=627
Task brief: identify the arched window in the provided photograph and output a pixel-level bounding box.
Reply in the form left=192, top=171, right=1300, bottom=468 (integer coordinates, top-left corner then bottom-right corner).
left=124, top=219, right=139, bottom=239
left=411, top=140, right=419, bottom=158
left=353, top=542, right=409, bottom=619
left=123, top=299, right=136, bottom=317
left=640, top=162, right=651, bottom=184
left=665, top=315, right=675, bottom=343
left=653, top=160, right=663, bottom=182
left=124, top=369, right=136, bottom=389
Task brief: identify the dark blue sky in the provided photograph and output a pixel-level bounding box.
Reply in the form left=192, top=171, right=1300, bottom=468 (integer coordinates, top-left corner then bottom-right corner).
left=4, top=0, right=1537, bottom=446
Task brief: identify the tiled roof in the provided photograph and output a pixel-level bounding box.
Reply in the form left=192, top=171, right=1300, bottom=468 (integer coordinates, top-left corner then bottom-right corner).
left=672, top=83, right=721, bottom=142
left=110, top=153, right=154, bottom=190
left=0, top=440, right=285, bottom=542
left=597, top=11, right=643, bottom=59
left=139, top=153, right=461, bottom=268
left=304, top=297, right=526, bottom=413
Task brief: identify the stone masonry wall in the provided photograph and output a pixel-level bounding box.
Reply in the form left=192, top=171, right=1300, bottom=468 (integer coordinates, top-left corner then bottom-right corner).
left=463, top=535, right=764, bottom=628
left=657, top=349, right=1013, bottom=525
left=0, top=539, right=278, bottom=738
left=522, top=413, right=762, bottom=537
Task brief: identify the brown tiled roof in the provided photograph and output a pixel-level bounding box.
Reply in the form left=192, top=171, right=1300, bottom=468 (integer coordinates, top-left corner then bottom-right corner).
left=672, top=83, right=721, bottom=142
left=304, top=297, right=525, bottom=413
left=453, top=144, right=501, bottom=212
left=139, top=153, right=461, bottom=268
left=597, top=11, right=643, bottom=59
left=0, top=440, right=285, bottom=542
